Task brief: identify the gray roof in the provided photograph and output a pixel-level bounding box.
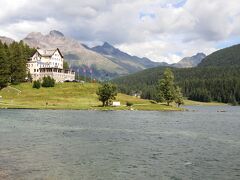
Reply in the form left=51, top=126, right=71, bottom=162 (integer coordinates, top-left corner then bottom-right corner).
left=36, top=48, right=64, bottom=58
left=37, top=49, right=57, bottom=57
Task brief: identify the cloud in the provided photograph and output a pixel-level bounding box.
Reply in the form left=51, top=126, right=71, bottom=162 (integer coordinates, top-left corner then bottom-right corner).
left=0, top=0, right=240, bottom=63
left=117, top=38, right=217, bottom=63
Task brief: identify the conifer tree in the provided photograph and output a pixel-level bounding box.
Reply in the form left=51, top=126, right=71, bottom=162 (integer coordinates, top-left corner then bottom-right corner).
left=158, top=68, right=176, bottom=105
left=0, top=42, right=10, bottom=89
left=175, top=86, right=184, bottom=107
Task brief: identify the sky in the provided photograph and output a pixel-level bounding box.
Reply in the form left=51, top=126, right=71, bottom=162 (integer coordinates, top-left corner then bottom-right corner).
left=0, top=0, right=240, bottom=63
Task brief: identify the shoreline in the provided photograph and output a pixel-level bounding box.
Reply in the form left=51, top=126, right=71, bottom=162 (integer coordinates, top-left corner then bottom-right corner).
left=0, top=105, right=184, bottom=112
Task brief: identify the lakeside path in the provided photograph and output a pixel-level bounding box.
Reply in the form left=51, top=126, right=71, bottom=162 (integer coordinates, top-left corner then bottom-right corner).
left=0, top=83, right=183, bottom=111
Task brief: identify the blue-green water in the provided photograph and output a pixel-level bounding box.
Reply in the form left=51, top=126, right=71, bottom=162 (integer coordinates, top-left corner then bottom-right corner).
left=0, top=106, right=240, bottom=180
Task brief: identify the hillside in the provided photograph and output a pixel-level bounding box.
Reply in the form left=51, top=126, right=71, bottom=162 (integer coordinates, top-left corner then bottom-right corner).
left=0, top=83, right=180, bottom=111
left=114, top=65, right=240, bottom=104
left=199, top=44, right=240, bottom=67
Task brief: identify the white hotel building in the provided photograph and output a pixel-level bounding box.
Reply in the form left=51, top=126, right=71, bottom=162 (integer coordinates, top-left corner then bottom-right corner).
left=27, top=48, right=75, bottom=82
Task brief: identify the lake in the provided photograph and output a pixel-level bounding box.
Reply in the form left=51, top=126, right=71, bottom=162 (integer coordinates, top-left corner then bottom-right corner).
left=0, top=106, right=240, bottom=180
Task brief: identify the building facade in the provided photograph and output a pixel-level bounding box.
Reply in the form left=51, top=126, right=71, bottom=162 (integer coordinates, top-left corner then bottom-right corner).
left=27, top=48, right=75, bottom=82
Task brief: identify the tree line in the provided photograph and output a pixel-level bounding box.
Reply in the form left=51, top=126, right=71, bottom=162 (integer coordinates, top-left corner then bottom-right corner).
left=0, top=40, right=35, bottom=89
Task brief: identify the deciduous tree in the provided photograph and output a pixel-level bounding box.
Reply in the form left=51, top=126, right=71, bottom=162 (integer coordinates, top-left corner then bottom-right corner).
left=96, top=83, right=117, bottom=106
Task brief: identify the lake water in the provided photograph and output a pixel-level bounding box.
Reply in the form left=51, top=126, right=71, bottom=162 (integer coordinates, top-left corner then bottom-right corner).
left=0, top=106, right=240, bottom=180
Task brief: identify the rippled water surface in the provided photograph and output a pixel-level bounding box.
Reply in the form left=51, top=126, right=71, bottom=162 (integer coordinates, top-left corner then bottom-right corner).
left=0, top=106, right=240, bottom=180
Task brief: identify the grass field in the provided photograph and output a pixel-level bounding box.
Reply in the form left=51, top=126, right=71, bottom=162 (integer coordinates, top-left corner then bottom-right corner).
left=0, top=83, right=182, bottom=111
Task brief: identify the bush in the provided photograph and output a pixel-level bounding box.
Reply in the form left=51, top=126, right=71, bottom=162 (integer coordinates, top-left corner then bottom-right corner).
left=32, top=80, right=41, bottom=89
left=126, top=101, right=133, bottom=106
left=42, top=76, right=55, bottom=87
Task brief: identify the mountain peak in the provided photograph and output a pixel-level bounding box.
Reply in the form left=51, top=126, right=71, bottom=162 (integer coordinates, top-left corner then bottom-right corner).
left=26, top=32, right=43, bottom=38
left=172, top=52, right=206, bottom=68
left=195, top=52, right=206, bottom=57
left=49, top=30, right=64, bottom=37
left=102, top=42, right=114, bottom=48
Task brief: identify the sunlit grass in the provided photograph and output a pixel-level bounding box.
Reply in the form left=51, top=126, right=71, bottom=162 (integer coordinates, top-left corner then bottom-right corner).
left=0, top=82, right=182, bottom=111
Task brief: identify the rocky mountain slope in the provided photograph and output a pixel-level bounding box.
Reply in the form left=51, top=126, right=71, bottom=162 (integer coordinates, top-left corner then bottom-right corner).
left=0, top=36, right=15, bottom=45
left=91, top=42, right=166, bottom=71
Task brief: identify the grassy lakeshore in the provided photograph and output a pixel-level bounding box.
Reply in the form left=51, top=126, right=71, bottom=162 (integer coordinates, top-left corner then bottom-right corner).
left=0, top=83, right=182, bottom=111
left=183, top=99, right=227, bottom=106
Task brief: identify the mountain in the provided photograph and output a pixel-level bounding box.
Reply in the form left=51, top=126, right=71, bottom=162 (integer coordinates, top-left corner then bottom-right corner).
left=198, top=44, right=240, bottom=67
left=0, top=36, right=15, bottom=45
left=172, top=53, right=206, bottom=68
left=23, top=30, right=128, bottom=79
left=91, top=42, right=168, bottom=73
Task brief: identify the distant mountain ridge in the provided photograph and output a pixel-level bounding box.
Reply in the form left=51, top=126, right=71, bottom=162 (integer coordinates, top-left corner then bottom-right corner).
left=172, top=53, right=206, bottom=68
left=91, top=42, right=167, bottom=72
left=90, top=42, right=206, bottom=71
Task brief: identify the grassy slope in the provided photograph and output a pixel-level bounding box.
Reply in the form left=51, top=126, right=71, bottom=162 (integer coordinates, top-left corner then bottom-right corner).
left=0, top=83, right=181, bottom=111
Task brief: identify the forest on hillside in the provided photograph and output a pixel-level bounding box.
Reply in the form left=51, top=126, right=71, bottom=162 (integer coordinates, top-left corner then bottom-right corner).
left=114, top=43, right=240, bottom=105
left=0, top=40, right=35, bottom=89
left=113, top=66, right=240, bottom=105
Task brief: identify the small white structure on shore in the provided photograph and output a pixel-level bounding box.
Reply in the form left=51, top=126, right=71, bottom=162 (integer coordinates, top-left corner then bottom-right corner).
left=112, top=101, right=121, bottom=107
left=27, top=48, right=75, bottom=82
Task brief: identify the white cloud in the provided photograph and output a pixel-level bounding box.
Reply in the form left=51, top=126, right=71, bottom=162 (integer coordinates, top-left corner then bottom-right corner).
left=0, top=0, right=240, bottom=63
left=0, top=18, right=63, bottom=40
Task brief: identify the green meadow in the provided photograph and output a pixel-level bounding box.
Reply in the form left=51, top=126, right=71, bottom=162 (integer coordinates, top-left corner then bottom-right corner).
left=0, top=82, right=182, bottom=111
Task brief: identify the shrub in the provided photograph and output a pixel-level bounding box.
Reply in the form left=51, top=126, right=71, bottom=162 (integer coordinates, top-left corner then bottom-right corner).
left=32, top=80, right=41, bottom=89
left=42, top=76, right=55, bottom=87
left=126, top=101, right=133, bottom=106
